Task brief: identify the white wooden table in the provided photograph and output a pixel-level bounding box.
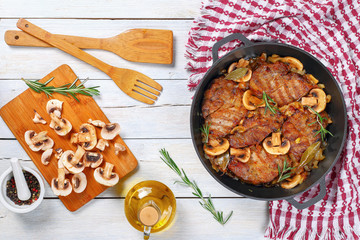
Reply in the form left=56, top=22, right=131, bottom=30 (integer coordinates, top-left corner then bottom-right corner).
left=0, top=1, right=268, bottom=239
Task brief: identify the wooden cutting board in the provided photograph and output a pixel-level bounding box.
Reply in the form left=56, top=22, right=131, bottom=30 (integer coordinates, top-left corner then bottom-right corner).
left=0, top=64, right=138, bottom=211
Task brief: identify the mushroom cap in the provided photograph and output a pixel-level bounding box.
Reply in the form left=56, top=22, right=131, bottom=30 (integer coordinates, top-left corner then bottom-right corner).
left=79, top=123, right=97, bottom=150
left=242, top=90, right=264, bottom=110
left=83, top=152, right=103, bottom=168
left=203, top=138, right=230, bottom=156
left=230, top=147, right=251, bottom=163
left=263, top=137, right=291, bottom=155
left=308, top=88, right=327, bottom=113
left=41, top=148, right=53, bottom=165
left=61, top=150, right=85, bottom=174
left=41, top=137, right=54, bottom=151
left=33, top=110, right=47, bottom=124
left=51, top=117, right=72, bottom=136
left=51, top=178, right=72, bottom=196
left=94, top=167, right=119, bottom=187
left=46, top=99, right=63, bottom=117
left=72, top=172, right=87, bottom=193
left=101, top=123, right=121, bottom=140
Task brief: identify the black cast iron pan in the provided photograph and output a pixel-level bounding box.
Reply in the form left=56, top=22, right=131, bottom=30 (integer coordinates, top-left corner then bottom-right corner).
left=190, top=33, right=347, bottom=209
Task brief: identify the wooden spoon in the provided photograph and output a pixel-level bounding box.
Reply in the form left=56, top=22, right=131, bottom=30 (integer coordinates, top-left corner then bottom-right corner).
left=17, top=18, right=162, bottom=105
left=5, top=29, right=173, bottom=64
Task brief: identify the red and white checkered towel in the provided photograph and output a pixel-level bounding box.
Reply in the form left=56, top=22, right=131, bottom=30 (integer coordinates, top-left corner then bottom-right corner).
left=185, top=0, right=360, bottom=239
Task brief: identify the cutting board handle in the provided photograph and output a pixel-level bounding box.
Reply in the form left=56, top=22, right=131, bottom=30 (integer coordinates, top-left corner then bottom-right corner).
left=16, top=19, right=113, bottom=74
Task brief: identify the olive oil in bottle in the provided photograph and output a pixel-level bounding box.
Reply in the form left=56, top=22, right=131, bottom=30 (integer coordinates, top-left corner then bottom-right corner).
left=124, top=180, right=176, bottom=238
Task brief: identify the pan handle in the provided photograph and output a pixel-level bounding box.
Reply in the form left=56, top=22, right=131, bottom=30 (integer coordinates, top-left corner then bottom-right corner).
left=286, top=178, right=326, bottom=210
left=212, top=33, right=254, bottom=62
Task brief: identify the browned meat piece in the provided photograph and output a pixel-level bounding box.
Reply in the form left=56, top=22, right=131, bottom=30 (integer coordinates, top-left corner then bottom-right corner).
left=201, top=76, right=239, bottom=118
left=282, top=107, right=329, bottom=163
left=229, top=107, right=285, bottom=148
left=228, top=145, right=288, bottom=185
left=206, top=106, right=247, bottom=138
left=250, top=62, right=314, bottom=106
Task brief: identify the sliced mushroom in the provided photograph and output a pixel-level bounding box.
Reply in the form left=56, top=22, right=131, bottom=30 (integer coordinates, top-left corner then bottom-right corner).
left=203, top=138, right=230, bottom=156
left=88, top=119, right=106, bottom=128
left=51, top=168, right=72, bottom=196
left=79, top=123, right=97, bottom=150
left=41, top=149, right=53, bottom=165
left=242, top=90, right=265, bottom=110
left=54, top=148, right=63, bottom=159
left=46, top=99, right=63, bottom=118
left=263, top=132, right=290, bottom=155
left=72, top=172, right=87, bottom=193
left=101, top=123, right=121, bottom=140
left=301, top=88, right=327, bottom=113
left=58, top=159, right=70, bottom=174
left=96, top=139, right=109, bottom=152
left=268, top=56, right=303, bottom=71
left=230, top=147, right=251, bottom=163
left=114, top=143, right=126, bottom=155
left=24, top=130, right=54, bottom=152
left=280, top=174, right=304, bottom=189
left=33, top=110, right=47, bottom=124
left=49, top=113, right=72, bottom=136
left=83, top=152, right=103, bottom=168
left=94, top=162, right=119, bottom=186
left=61, top=147, right=85, bottom=174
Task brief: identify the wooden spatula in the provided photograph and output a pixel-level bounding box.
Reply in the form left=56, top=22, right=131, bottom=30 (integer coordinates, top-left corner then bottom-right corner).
left=5, top=28, right=173, bottom=64
left=17, top=18, right=162, bottom=105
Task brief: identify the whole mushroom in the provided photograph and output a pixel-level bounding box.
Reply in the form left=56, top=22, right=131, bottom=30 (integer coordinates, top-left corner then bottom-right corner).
left=94, top=162, right=119, bottom=186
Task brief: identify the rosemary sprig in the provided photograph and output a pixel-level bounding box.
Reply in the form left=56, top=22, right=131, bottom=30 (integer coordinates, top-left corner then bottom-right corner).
left=307, top=106, right=333, bottom=141
left=22, top=77, right=100, bottom=102
left=277, top=158, right=295, bottom=182
left=262, top=91, right=279, bottom=115
left=200, top=123, right=210, bottom=143
left=159, top=149, right=233, bottom=225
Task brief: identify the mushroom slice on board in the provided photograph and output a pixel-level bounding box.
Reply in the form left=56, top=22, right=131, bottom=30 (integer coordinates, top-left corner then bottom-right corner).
left=101, top=123, right=121, bottom=140
left=33, top=110, right=47, bottom=124
left=83, top=152, right=103, bottom=168
left=41, top=148, right=53, bottom=165
left=114, top=143, right=126, bottom=155
left=74, top=123, right=97, bottom=151
left=49, top=113, right=72, bottom=136
left=263, top=132, right=291, bottom=155
left=58, top=159, right=70, bottom=174
left=94, top=162, right=119, bottom=186
left=54, top=148, right=63, bottom=159
left=72, top=172, right=87, bottom=193
left=24, top=130, right=54, bottom=152
left=61, top=147, right=85, bottom=174
left=96, top=139, right=109, bottom=151
left=88, top=119, right=106, bottom=128
left=46, top=99, right=63, bottom=118
left=51, top=168, right=72, bottom=196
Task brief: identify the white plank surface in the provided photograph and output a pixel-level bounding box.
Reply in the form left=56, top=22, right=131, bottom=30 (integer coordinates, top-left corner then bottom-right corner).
left=0, top=1, right=269, bottom=239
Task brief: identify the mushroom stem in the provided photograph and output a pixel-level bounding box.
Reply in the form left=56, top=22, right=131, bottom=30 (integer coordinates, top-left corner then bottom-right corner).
left=70, top=146, right=85, bottom=165
left=103, top=162, right=115, bottom=179
left=32, top=131, right=48, bottom=143
left=50, top=113, right=65, bottom=127
left=58, top=168, right=65, bottom=190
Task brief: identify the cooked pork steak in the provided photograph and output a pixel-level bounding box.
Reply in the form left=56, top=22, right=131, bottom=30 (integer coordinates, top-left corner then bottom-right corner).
left=202, top=76, right=240, bottom=119
left=282, top=107, right=329, bottom=162
left=229, top=107, right=285, bottom=148
left=228, top=145, right=288, bottom=185
left=250, top=62, right=314, bottom=106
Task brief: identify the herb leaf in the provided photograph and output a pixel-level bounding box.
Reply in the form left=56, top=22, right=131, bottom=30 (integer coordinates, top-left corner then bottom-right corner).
left=22, top=77, right=100, bottom=102
left=277, top=159, right=295, bottom=182
left=200, top=123, right=210, bottom=143
left=262, top=91, right=279, bottom=115
left=225, top=68, right=248, bottom=81
left=159, top=148, right=233, bottom=225
left=307, top=106, right=333, bottom=141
